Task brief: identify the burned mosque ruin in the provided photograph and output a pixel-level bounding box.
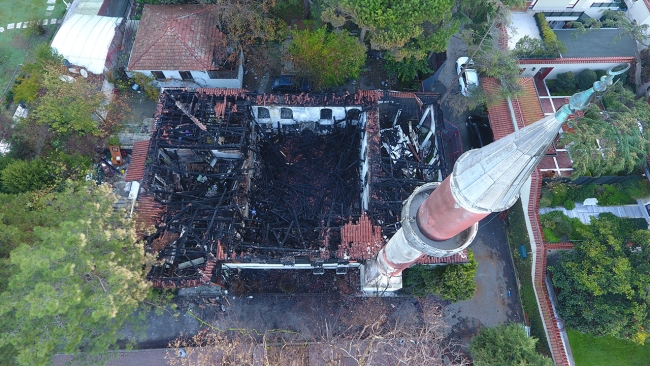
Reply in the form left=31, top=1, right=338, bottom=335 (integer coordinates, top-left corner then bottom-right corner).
left=134, top=88, right=465, bottom=292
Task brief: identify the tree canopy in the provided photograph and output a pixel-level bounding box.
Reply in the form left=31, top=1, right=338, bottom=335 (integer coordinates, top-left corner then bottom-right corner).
left=569, top=10, right=650, bottom=98
left=288, top=26, right=366, bottom=88
left=0, top=182, right=152, bottom=366
left=560, top=84, right=650, bottom=177
left=322, top=0, right=458, bottom=61
left=469, top=324, right=554, bottom=366
left=441, top=0, right=524, bottom=114
left=31, top=63, right=107, bottom=136
left=549, top=213, right=650, bottom=344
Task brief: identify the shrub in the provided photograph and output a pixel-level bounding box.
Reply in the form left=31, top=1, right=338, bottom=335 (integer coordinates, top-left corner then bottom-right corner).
left=620, top=177, right=650, bottom=199
left=385, top=56, right=432, bottom=83
left=555, top=72, right=577, bottom=93
left=543, top=227, right=561, bottom=243
left=539, top=189, right=552, bottom=208
left=0, top=158, right=56, bottom=193
left=404, top=251, right=478, bottom=302
left=563, top=199, right=576, bottom=210
left=131, top=72, right=160, bottom=100
left=107, top=136, right=120, bottom=146
left=570, top=183, right=597, bottom=202
left=534, top=13, right=566, bottom=57
left=288, top=26, right=367, bottom=88
left=540, top=211, right=588, bottom=242
left=577, top=69, right=598, bottom=90
left=599, top=184, right=634, bottom=205
left=548, top=182, right=570, bottom=206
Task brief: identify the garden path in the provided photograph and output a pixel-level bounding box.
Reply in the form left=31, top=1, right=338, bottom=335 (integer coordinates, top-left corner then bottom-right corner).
left=539, top=201, right=650, bottom=225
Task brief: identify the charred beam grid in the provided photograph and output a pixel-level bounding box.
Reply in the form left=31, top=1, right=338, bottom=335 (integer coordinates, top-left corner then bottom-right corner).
left=240, top=123, right=362, bottom=259
left=144, top=89, right=251, bottom=281
left=370, top=93, right=446, bottom=237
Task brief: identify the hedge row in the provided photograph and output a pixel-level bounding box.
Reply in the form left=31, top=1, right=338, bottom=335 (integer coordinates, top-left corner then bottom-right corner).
left=534, top=13, right=566, bottom=57
left=540, top=178, right=650, bottom=208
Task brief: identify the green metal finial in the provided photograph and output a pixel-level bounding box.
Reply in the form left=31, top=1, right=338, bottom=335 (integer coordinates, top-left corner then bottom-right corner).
left=554, top=63, right=630, bottom=123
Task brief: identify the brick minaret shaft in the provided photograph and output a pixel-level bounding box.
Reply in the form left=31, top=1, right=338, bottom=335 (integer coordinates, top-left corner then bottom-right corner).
left=363, top=64, right=629, bottom=290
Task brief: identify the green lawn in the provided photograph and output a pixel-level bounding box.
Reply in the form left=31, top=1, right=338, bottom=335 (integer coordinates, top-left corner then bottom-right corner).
left=568, top=329, right=650, bottom=366
left=0, top=0, right=66, bottom=93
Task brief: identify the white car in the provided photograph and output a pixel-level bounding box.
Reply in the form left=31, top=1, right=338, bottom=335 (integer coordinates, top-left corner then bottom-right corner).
left=456, top=57, right=479, bottom=97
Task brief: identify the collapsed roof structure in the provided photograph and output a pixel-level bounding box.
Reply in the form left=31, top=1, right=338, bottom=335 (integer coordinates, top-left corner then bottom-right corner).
left=134, top=88, right=463, bottom=288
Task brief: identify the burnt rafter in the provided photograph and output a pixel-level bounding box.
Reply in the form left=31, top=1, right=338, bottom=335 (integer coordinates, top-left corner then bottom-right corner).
left=143, top=89, right=252, bottom=284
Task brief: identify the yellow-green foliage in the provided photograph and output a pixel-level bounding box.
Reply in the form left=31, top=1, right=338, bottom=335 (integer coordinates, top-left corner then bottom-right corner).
left=288, top=26, right=367, bottom=88
left=131, top=72, right=160, bottom=101
left=534, top=13, right=566, bottom=56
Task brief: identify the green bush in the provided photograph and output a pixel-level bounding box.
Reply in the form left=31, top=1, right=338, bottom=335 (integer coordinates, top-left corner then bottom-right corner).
left=620, top=177, right=650, bottom=199
left=548, top=182, right=570, bottom=207
left=555, top=72, right=577, bottom=94
left=543, top=227, right=561, bottom=243
left=540, top=211, right=588, bottom=242
left=107, top=136, right=120, bottom=146
left=131, top=72, right=160, bottom=100
left=534, top=13, right=566, bottom=57
left=595, top=69, right=607, bottom=80
left=0, top=158, right=56, bottom=193
left=506, top=200, right=551, bottom=357
left=385, top=56, right=432, bottom=83
left=571, top=183, right=597, bottom=202
left=404, top=251, right=478, bottom=302
left=563, top=199, right=576, bottom=210
left=577, top=69, right=598, bottom=90
left=599, top=184, right=633, bottom=205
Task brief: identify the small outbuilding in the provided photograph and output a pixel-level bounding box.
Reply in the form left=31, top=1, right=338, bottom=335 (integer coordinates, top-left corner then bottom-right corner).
left=126, top=4, right=244, bottom=89
left=50, top=14, right=123, bottom=74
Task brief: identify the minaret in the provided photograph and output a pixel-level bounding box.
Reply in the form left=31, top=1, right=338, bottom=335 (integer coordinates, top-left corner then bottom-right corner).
left=363, top=64, right=630, bottom=291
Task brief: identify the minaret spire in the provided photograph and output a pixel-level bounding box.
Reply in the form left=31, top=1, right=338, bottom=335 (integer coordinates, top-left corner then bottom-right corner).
left=363, top=64, right=630, bottom=292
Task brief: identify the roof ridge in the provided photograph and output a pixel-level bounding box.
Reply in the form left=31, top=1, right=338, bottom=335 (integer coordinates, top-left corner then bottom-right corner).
left=168, top=24, right=214, bottom=70
left=128, top=8, right=173, bottom=69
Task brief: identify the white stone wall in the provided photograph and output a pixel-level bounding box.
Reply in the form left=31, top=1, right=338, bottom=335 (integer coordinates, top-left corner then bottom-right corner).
left=252, top=105, right=362, bottom=125
left=519, top=61, right=625, bottom=78
left=127, top=69, right=242, bottom=89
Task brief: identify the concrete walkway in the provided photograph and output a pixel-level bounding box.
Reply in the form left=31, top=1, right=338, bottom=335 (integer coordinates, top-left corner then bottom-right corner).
left=539, top=201, right=650, bottom=226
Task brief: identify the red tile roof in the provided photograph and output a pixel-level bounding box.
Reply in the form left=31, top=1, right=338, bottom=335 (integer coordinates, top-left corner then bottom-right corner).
left=337, top=214, right=384, bottom=260
left=482, top=77, right=544, bottom=140
left=124, top=140, right=150, bottom=182
left=133, top=192, right=164, bottom=237
left=127, top=5, right=224, bottom=71
left=415, top=249, right=469, bottom=265
left=336, top=215, right=469, bottom=265
left=518, top=56, right=634, bottom=65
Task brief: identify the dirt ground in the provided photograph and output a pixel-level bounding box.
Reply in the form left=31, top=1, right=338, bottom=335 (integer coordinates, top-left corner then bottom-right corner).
left=444, top=213, right=523, bottom=344
left=123, top=214, right=522, bottom=352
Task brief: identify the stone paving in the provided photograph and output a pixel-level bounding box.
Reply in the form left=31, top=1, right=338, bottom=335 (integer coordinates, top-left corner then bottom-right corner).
left=0, top=0, right=62, bottom=33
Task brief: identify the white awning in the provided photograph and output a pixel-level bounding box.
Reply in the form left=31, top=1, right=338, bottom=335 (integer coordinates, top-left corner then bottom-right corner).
left=51, top=14, right=122, bottom=74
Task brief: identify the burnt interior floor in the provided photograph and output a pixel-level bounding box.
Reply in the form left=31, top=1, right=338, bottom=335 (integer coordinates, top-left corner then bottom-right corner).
left=242, top=125, right=362, bottom=259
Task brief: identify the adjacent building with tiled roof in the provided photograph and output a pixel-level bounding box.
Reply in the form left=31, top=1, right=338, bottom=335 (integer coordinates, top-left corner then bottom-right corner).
left=508, top=8, right=635, bottom=80
left=126, top=4, right=243, bottom=89
left=124, top=140, right=150, bottom=182
left=483, top=77, right=574, bottom=178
